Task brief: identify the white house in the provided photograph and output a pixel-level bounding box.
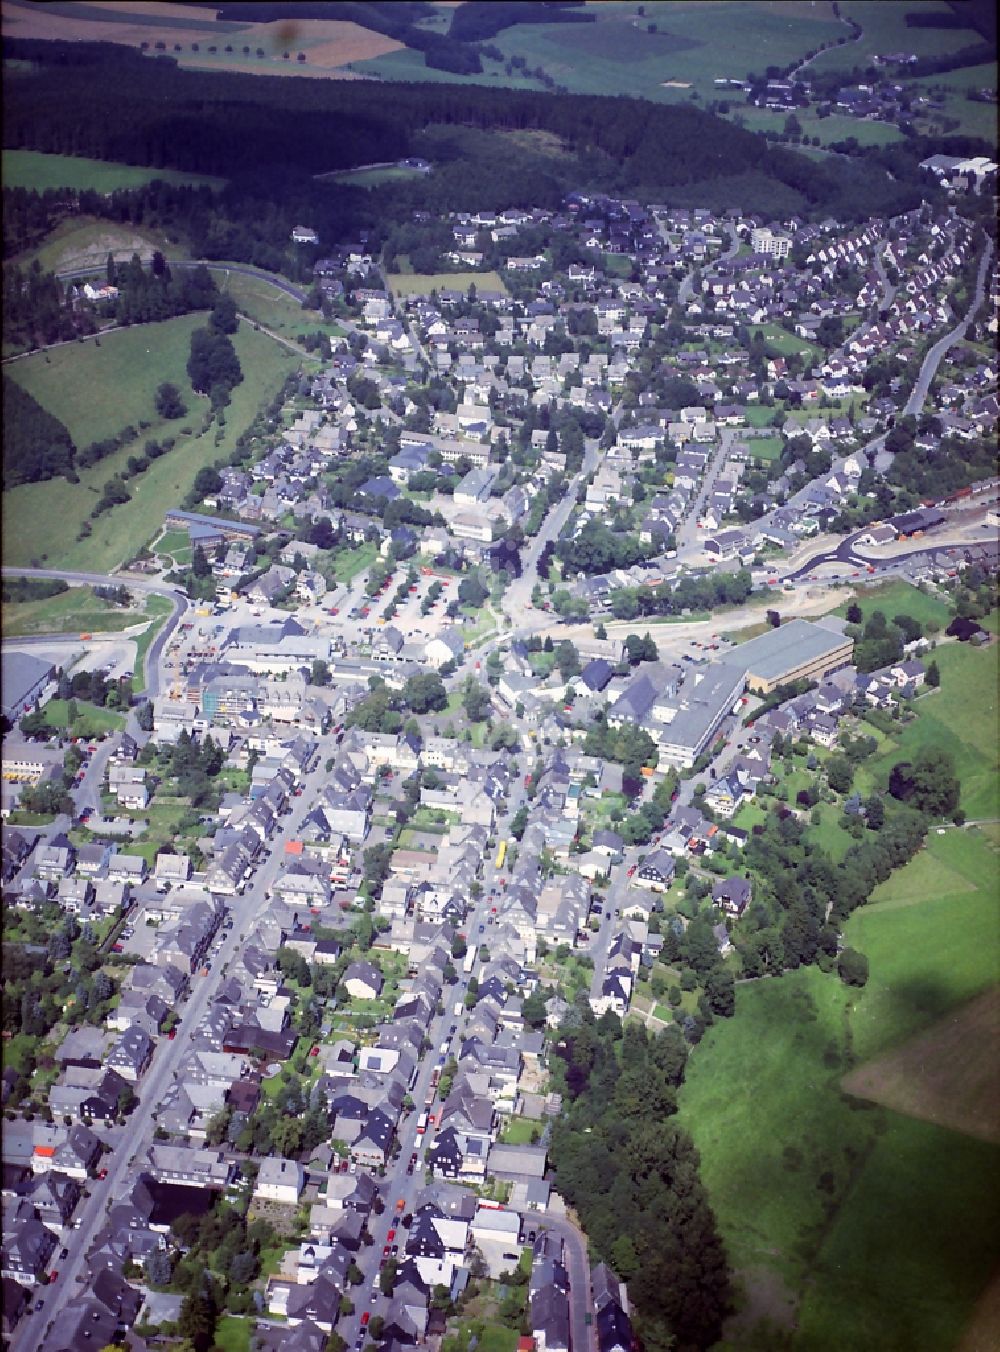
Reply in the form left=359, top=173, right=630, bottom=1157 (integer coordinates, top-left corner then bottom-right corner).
left=254, top=1157, right=304, bottom=1205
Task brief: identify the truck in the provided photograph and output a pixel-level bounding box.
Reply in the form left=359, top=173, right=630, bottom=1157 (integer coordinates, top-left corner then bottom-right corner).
left=453, top=1001, right=463, bottom=1017
left=416, top=1113, right=428, bottom=1136
left=462, top=949, right=475, bottom=975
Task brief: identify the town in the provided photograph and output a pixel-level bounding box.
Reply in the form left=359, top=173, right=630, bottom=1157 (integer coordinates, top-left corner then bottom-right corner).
left=2, top=175, right=998, bottom=1352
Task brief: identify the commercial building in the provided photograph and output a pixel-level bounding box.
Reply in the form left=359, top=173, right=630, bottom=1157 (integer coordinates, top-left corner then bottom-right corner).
left=649, top=663, right=747, bottom=768
left=1, top=654, right=55, bottom=722
left=720, top=619, right=853, bottom=694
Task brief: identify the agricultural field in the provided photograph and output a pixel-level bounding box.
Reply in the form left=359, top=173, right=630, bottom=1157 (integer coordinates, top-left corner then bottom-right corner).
left=0, top=585, right=145, bottom=639
left=2, top=319, right=299, bottom=574
left=807, top=0, right=983, bottom=76
left=387, top=270, right=508, bottom=297
left=2, top=149, right=224, bottom=194
left=359, top=1, right=844, bottom=104
left=11, top=215, right=175, bottom=276
left=2, top=1, right=402, bottom=78
left=854, top=640, right=999, bottom=821
left=679, top=823, right=1000, bottom=1352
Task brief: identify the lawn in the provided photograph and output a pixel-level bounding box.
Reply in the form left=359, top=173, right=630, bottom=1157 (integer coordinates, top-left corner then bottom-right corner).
left=499, top=1116, right=538, bottom=1145
left=2, top=320, right=299, bottom=573
left=807, top=805, right=855, bottom=862
left=679, top=824, right=1000, bottom=1351
left=2, top=149, right=224, bottom=193
left=387, top=270, right=508, bottom=297
left=213, top=1316, right=251, bottom=1352
left=40, top=698, right=125, bottom=737
left=1, top=586, right=144, bottom=638
left=333, top=542, right=378, bottom=584
left=748, top=435, right=783, bottom=462
left=856, top=642, right=999, bottom=821
left=831, top=579, right=952, bottom=632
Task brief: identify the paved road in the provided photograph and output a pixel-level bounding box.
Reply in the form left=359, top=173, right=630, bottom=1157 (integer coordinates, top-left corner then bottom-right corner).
left=903, top=240, right=993, bottom=419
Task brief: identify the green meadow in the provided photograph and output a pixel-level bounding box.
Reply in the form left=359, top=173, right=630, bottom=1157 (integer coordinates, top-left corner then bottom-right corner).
left=2, top=317, right=300, bottom=573
left=679, top=822, right=1000, bottom=1351
left=2, top=149, right=224, bottom=193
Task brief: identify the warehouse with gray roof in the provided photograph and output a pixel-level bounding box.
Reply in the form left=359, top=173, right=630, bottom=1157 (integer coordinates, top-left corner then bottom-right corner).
left=719, top=618, right=854, bottom=694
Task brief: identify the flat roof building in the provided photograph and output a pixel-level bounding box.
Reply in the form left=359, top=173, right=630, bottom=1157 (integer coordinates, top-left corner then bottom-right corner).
left=719, top=619, right=853, bottom=694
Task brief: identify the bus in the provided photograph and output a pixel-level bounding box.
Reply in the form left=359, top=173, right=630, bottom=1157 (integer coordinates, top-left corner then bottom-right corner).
left=495, top=840, right=507, bottom=870
left=462, top=949, right=476, bottom=975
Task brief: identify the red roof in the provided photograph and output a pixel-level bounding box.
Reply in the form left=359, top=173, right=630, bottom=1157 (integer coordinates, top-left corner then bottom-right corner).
left=285, top=840, right=304, bottom=855
left=34, top=1145, right=56, bottom=1157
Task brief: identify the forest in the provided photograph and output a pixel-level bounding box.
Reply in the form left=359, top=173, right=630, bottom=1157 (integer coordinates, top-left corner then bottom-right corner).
left=550, top=1004, right=733, bottom=1352
left=2, top=39, right=925, bottom=225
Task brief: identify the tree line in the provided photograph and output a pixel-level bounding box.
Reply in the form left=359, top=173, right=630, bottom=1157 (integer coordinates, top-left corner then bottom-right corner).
left=550, top=1001, right=733, bottom=1351
left=3, top=377, right=76, bottom=486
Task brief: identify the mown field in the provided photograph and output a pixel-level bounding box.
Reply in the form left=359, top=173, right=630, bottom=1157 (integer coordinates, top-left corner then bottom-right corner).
left=2, top=149, right=224, bottom=193
left=2, top=318, right=300, bottom=573
left=679, top=821, right=1000, bottom=1351
left=323, top=164, right=429, bottom=188
left=387, top=270, right=508, bottom=297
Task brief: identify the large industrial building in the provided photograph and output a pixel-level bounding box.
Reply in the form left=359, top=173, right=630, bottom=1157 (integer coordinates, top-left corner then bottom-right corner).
left=720, top=619, right=854, bottom=694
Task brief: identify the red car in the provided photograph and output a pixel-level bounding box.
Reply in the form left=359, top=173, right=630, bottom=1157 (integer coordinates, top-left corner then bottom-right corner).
left=361, top=1312, right=371, bottom=1327
left=97, top=1169, right=108, bottom=1180
left=310, top=1046, right=320, bottom=1057
left=48, top=1270, right=58, bottom=1282
left=167, top=1029, right=177, bottom=1040
left=627, top=865, right=637, bottom=877
left=382, top=1245, right=391, bottom=1257
left=387, top=1228, right=396, bottom=1242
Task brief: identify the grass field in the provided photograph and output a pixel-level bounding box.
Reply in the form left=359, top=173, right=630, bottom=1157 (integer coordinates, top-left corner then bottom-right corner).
left=131, top=594, right=173, bottom=694
left=759, top=324, right=824, bottom=359
left=5, top=312, right=205, bottom=450
left=679, top=826, right=1000, bottom=1351
left=13, top=215, right=175, bottom=275
left=323, top=164, right=429, bottom=188
left=831, top=579, right=952, bottom=632
left=387, top=270, right=508, bottom=297
left=210, top=268, right=345, bottom=340
left=842, top=985, right=1000, bottom=1144
left=2, top=149, right=224, bottom=193
left=854, top=641, right=999, bottom=821
left=2, top=319, right=299, bottom=573
left=1, top=586, right=145, bottom=638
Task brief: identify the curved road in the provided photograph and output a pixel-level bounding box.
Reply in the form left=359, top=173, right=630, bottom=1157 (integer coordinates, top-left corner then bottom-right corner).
left=1, top=567, right=187, bottom=705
